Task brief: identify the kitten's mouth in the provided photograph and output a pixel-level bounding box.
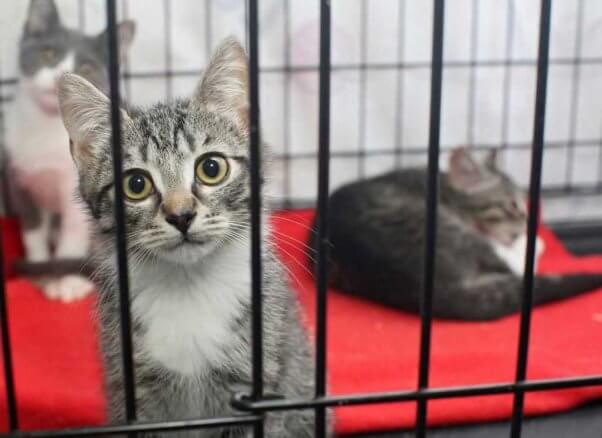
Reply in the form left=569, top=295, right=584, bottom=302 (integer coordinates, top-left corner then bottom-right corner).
left=167, top=236, right=207, bottom=250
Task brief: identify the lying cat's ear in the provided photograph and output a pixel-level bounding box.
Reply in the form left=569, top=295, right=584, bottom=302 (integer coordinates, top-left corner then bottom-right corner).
left=58, top=73, right=131, bottom=169
left=485, top=149, right=499, bottom=170
left=191, top=37, right=249, bottom=136
left=449, top=147, right=495, bottom=193
left=97, top=20, right=137, bottom=63
left=25, top=0, right=61, bottom=35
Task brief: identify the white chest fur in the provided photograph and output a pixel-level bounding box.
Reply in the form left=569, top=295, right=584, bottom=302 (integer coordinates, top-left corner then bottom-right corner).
left=130, top=241, right=251, bottom=376
left=489, top=233, right=545, bottom=276
left=5, top=89, right=73, bottom=175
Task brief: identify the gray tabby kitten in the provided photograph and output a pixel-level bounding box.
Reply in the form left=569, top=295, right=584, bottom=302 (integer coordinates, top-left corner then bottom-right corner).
left=320, top=148, right=602, bottom=320
left=58, top=38, right=320, bottom=437
left=5, top=0, right=134, bottom=301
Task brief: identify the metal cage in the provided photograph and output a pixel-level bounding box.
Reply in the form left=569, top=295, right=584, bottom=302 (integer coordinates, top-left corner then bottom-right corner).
left=0, top=0, right=601, bottom=437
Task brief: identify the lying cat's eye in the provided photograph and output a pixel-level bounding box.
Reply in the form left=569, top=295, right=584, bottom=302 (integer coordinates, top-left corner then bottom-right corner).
left=41, top=48, right=55, bottom=63
left=123, top=171, right=154, bottom=201
left=195, top=154, right=229, bottom=186
left=481, top=208, right=506, bottom=222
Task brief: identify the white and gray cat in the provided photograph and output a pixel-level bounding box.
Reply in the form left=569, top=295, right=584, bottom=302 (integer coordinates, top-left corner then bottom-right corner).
left=318, top=148, right=602, bottom=320
left=57, top=38, right=322, bottom=437
left=5, top=0, right=135, bottom=302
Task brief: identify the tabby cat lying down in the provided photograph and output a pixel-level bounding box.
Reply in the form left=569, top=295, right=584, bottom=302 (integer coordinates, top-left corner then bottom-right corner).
left=313, top=148, right=602, bottom=321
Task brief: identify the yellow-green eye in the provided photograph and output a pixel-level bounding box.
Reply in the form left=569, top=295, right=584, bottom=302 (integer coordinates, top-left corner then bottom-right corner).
left=196, top=155, right=229, bottom=185
left=41, top=48, right=55, bottom=63
left=78, top=63, right=94, bottom=77
left=123, top=172, right=154, bottom=201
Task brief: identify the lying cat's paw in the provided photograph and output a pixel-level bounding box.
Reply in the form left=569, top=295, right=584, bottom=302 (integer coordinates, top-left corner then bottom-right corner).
left=44, top=275, right=95, bottom=303
left=535, top=236, right=546, bottom=257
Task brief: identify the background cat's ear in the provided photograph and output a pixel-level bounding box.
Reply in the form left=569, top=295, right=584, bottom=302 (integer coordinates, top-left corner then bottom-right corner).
left=24, top=0, right=61, bottom=35
left=448, top=147, right=495, bottom=193
left=97, top=20, right=137, bottom=63
left=484, top=149, right=499, bottom=170
left=58, top=73, right=130, bottom=168
left=191, top=37, right=249, bottom=136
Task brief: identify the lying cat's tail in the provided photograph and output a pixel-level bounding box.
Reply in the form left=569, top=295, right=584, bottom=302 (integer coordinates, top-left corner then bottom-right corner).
left=439, top=273, right=602, bottom=321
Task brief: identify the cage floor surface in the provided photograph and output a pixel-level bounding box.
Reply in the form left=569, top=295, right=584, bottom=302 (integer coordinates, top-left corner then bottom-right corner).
left=0, top=211, right=601, bottom=435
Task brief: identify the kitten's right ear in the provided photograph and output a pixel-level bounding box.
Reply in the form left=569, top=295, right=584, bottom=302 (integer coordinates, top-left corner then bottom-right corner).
left=191, top=37, right=249, bottom=136
left=58, top=73, right=130, bottom=169
left=25, top=0, right=60, bottom=35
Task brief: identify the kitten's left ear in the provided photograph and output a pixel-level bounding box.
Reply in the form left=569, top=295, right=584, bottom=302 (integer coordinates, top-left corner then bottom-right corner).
left=58, top=73, right=131, bottom=169
left=97, top=20, right=137, bottom=63
left=191, top=37, right=249, bottom=136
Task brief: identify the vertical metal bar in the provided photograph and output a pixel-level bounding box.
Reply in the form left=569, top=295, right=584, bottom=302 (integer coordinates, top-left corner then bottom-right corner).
left=248, top=0, right=264, bottom=437
left=106, top=0, right=137, bottom=424
left=415, top=0, right=445, bottom=436
left=315, top=0, right=331, bottom=436
left=121, top=0, right=132, bottom=102
left=205, top=0, right=213, bottom=60
left=564, top=0, right=585, bottom=191
left=466, top=0, right=479, bottom=145
left=245, top=0, right=250, bottom=51
left=509, top=0, right=552, bottom=436
left=358, top=0, right=368, bottom=178
left=598, top=123, right=602, bottom=187
left=0, top=234, right=18, bottom=431
left=163, top=0, right=173, bottom=100
left=394, top=0, right=406, bottom=168
left=500, top=0, right=515, bottom=152
left=0, top=51, right=15, bottom=425
left=78, top=0, right=86, bottom=30
left=282, top=0, right=292, bottom=208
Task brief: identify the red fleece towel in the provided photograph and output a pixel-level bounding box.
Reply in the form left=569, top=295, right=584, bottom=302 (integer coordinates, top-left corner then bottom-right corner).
left=0, top=212, right=601, bottom=435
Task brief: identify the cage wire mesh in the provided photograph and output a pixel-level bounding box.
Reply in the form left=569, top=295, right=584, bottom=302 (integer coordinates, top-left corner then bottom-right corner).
left=0, top=0, right=601, bottom=437
left=1, top=1, right=602, bottom=219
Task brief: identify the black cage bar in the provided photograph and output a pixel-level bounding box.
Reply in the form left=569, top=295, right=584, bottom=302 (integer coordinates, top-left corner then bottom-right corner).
left=1, top=0, right=602, bottom=437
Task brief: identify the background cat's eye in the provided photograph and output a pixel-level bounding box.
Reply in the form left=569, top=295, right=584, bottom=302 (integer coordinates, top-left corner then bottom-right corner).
left=78, top=63, right=94, bottom=77
left=123, top=171, right=154, bottom=201
left=40, top=48, right=55, bottom=63
left=195, top=155, right=229, bottom=186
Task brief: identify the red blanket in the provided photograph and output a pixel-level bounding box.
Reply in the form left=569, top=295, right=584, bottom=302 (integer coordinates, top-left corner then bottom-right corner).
left=0, top=211, right=602, bottom=435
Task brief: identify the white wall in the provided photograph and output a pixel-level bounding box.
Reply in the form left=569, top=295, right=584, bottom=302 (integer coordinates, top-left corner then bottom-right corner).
left=2, top=0, right=602, bottom=220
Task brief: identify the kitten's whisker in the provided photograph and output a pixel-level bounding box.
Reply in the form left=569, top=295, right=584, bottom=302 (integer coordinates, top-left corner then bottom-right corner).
left=268, top=215, right=318, bottom=235
left=270, top=229, right=317, bottom=255
left=270, top=243, right=315, bottom=284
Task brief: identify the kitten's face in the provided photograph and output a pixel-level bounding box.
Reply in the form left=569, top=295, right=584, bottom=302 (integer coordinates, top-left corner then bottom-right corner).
left=58, top=38, right=251, bottom=265
left=19, top=0, right=134, bottom=114
left=448, top=148, right=527, bottom=246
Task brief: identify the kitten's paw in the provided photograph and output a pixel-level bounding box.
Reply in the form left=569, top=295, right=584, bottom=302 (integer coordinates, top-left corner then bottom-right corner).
left=44, top=275, right=95, bottom=303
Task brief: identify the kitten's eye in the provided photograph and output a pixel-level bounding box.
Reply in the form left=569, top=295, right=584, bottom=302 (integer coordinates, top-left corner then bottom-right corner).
left=41, top=48, right=56, bottom=63
left=123, top=171, right=154, bottom=201
left=196, top=155, right=229, bottom=185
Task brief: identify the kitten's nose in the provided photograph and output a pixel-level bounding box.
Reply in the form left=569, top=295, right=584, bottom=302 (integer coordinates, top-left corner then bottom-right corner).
left=165, top=211, right=197, bottom=234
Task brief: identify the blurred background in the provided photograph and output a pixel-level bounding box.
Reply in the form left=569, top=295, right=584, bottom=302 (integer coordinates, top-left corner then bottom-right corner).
left=0, top=2, right=602, bottom=437
left=1, top=0, right=602, bottom=222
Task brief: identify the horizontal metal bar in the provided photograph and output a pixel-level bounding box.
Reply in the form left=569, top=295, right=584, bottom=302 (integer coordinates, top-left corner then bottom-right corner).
left=232, top=374, right=602, bottom=413
left=3, top=56, right=601, bottom=88
left=269, top=138, right=602, bottom=160
left=0, top=416, right=260, bottom=438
